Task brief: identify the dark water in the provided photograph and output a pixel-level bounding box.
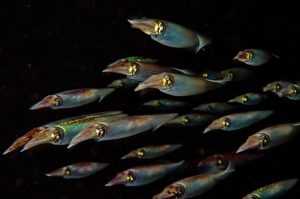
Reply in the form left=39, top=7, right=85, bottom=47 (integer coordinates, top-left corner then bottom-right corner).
left=0, top=0, right=299, bottom=198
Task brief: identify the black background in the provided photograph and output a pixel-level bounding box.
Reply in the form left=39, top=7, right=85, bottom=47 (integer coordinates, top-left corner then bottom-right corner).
left=0, top=0, right=300, bottom=198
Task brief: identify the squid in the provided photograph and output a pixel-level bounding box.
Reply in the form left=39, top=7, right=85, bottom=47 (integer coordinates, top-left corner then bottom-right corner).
left=29, top=88, right=115, bottom=110
left=107, top=78, right=139, bottom=89
left=103, top=56, right=171, bottom=82
left=153, top=163, right=234, bottom=199
left=229, top=92, right=268, bottom=105
left=242, top=179, right=298, bottom=199
left=262, top=80, right=291, bottom=94
left=68, top=113, right=178, bottom=148
left=234, top=49, right=278, bottom=66
left=121, top=144, right=182, bottom=160
left=103, top=56, right=191, bottom=82
left=143, top=99, right=188, bottom=110
left=167, top=113, right=215, bottom=127
left=128, top=18, right=210, bottom=53
left=197, top=152, right=263, bottom=173
left=203, top=110, right=273, bottom=134
left=3, top=111, right=126, bottom=154
left=203, top=67, right=253, bottom=84
left=45, top=162, right=108, bottom=179
left=236, top=122, right=300, bottom=153
left=135, top=72, right=222, bottom=97
left=193, top=102, right=238, bottom=114
left=105, top=160, right=185, bottom=187
left=277, top=82, right=300, bottom=100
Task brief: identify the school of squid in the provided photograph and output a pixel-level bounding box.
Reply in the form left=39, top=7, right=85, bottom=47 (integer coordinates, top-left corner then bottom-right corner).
left=4, top=18, right=300, bottom=198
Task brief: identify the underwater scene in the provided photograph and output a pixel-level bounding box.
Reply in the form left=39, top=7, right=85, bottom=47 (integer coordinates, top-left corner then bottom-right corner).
left=0, top=0, right=300, bottom=198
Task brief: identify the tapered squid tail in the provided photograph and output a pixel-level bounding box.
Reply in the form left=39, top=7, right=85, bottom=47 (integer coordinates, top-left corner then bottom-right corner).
left=3, top=127, right=46, bottom=155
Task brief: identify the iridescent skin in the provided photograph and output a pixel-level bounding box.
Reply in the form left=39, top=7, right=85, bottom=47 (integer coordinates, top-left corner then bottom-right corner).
left=3, top=111, right=126, bottom=154
left=193, top=102, right=238, bottom=114
left=103, top=56, right=172, bottom=81
left=46, top=162, right=108, bottom=179
left=107, top=78, right=139, bottom=89
left=277, top=82, right=300, bottom=100
left=135, top=72, right=222, bottom=97
left=153, top=163, right=234, bottom=199
left=143, top=99, right=188, bottom=110
left=203, top=110, right=273, bottom=133
left=229, top=92, right=268, bottom=105
left=168, top=113, right=215, bottom=127
left=68, top=113, right=178, bottom=148
left=234, top=49, right=274, bottom=66
left=121, top=144, right=182, bottom=160
left=197, top=152, right=263, bottom=173
left=236, top=123, right=300, bottom=153
left=128, top=19, right=210, bottom=53
left=204, top=67, right=253, bottom=84
left=30, top=88, right=115, bottom=110
left=263, top=80, right=291, bottom=94
left=105, top=161, right=185, bottom=187
left=243, top=179, right=298, bottom=199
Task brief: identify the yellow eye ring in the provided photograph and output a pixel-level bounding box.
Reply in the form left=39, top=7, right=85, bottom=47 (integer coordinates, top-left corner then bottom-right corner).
left=64, top=168, right=71, bottom=177
left=52, top=96, right=62, bottom=106
left=51, top=129, right=62, bottom=143
left=154, top=21, right=164, bottom=34
left=137, top=149, right=145, bottom=158
left=245, top=51, right=254, bottom=60
left=222, top=118, right=231, bottom=128
left=96, top=127, right=105, bottom=138
left=126, top=174, right=135, bottom=183
left=182, top=117, right=189, bottom=125
left=260, top=134, right=270, bottom=147
left=162, top=75, right=173, bottom=88
left=242, top=96, right=249, bottom=103
left=128, top=62, right=139, bottom=75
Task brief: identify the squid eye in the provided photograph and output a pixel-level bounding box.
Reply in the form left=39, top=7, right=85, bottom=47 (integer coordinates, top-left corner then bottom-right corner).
left=227, top=71, right=234, bottom=80
left=51, top=129, right=63, bottom=143
left=154, top=21, right=164, bottom=34
left=182, top=116, right=189, bottom=125
left=64, top=167, right=71, bottom=177
left=222, top=118, right=231, bottom=128
left=128, top=62, right=139, bottom=75
left=245, top=51, right=253, bottom=60
left=202, top=72, right=208, bottom=78
left=215, top=158, right=228, bottom=170
left=242, top=96, right=249, bottom=103
left=96, top=127, right=105, bottom=138
left=162, top=75, right=173, bottom=88
left=126, top=172, right=135, bottom=183
left=216, top=159, right=223, bottom=166
left=274, top=83, right=281, bottom=92
left=137, top=149, right=145, bottom=158
left=290, top=85, right=299, bottom=96
left=260, top=134, right=270, bottom=147
left=52, top=96, right=62, bottom=106
left=176, top=184, right=185, bottom=196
